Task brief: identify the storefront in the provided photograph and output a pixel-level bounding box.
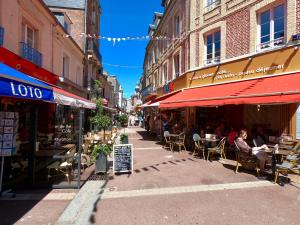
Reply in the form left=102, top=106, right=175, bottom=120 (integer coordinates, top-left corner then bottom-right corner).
left=156, top=44, right=300, bottom=143
left=0, top=63, right=95, bottom=191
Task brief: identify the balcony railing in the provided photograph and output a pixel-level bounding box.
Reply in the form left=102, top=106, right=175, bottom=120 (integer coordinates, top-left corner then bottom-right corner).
left=256, top=37, right=285, bottom=52
left=20, top=42, right=42, bottom=67
left=87, top=39, right=102, bottom=63
left=0, top=26, right=4, bottom=46
left=204, top=0, right=221, bottom=13
left=141, top=84, right=156, bottom=98
left=204, top=56, right=221, bottom=65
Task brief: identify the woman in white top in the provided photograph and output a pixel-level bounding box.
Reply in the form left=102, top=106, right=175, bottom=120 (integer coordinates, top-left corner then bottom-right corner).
left=235, top=129, right=270, bottom=172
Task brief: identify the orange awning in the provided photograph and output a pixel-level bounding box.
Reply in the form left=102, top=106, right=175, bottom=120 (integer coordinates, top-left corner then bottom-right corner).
left=160, top=73, right=300, bottom=108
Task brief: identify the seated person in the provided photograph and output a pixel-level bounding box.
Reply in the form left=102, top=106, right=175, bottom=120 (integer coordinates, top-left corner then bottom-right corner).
left=172, top=121, right=182, bottom=134
left=235, top=129, right=270, bottom=172
left=252, top=127, right=267, bottom=147
left=228, top=127, right=237, bottom=146
left=215, top=123, right=225, bottom=138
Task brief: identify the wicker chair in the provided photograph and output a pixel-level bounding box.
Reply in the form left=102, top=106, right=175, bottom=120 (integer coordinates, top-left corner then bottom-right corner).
left=193, top=133, right=205, bottom=159
left=164, top=131, right=173, bottom=151
left=234, top=140, right=260, bottom=176
left=173, top=132, right=187, bottom=152
left=207, top=137, right=227, bottom=161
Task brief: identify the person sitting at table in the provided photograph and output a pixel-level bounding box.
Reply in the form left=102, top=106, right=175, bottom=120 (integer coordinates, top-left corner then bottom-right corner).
left=252, top=127, right=267, bottom=147
left=172, top=121, right=182, bottom=134
left=228, top=127, right=237, bottom=147
left=235, top=129, right=270, bottom=172
left=215, top=123, right=225, bottom=138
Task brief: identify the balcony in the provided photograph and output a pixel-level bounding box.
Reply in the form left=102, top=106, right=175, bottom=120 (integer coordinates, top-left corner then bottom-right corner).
left=87, top=39, right=102, bottom=63
left=20, top=42, right=42, bottom=67
left=0, top=26, right=3, bottom=46
left=141, top=84, right=157, bottom=98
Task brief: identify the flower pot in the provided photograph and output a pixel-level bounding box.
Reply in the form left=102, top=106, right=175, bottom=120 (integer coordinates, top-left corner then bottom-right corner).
left=120, top=137, right=128, bottom=144
left=95, top=152, right=108, bottom=173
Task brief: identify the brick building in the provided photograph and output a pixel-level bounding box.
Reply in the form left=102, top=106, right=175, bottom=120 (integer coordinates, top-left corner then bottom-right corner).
left=141, top=0, right=300, bottom=140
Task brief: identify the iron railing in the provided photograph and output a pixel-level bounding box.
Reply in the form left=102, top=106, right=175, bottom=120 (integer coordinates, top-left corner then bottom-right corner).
left=0, top=26, right=4, bottom=46
left=87, top=39, right=102, bottom=63
left=204, top=0, right=221, bottom=13
left=20, top=42, right=42, bottom=67
left=256, top=37, right=285, bottom=51
left=204, top=56, right=221, bottom=65
left=141, top=84, right=156, bottom=98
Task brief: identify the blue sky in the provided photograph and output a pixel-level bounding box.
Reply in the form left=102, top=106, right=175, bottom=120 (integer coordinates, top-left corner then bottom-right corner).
left=100, top=0, right=163, bottom=98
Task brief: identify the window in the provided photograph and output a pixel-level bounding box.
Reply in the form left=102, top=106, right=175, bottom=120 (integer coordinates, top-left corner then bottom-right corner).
left=62, top=54, right=70, bottom=78
left=22, top=23, right=36, bottom=48
left=258, top=4, right=285, bottom=50
left=205, top=30, right=220, bottom=64
left=64, top=20, right=70, bottom=34
left=174, top=53, right=180, bottom=78
left=163, top=63, right=168, bottom=84
left=174, top=15, right=180, bottom=38
left=204, top=0, right=221, bottom=12
left=76, top=67, right=82, bottom=85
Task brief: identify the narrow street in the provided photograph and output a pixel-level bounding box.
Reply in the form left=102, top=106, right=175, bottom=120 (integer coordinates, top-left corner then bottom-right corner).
left=57, top=127, right=300, bottom=225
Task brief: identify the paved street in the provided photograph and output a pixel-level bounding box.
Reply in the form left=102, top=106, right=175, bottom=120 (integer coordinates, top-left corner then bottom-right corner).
left=58, top=127, right=300, bottom=225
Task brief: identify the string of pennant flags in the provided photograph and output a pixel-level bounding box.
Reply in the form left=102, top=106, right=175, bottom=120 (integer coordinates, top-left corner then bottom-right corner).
left=103, top=63, right=142, bottom=69
left=62, top=33, right=184, bottom=44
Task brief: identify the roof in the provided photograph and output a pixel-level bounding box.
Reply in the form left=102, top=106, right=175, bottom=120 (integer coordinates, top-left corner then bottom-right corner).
left=43, top=0, right=85, bottom=9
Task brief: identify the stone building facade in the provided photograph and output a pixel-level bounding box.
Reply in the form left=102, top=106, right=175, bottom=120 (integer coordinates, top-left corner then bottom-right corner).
left=44, top=0, right=102, bottom=99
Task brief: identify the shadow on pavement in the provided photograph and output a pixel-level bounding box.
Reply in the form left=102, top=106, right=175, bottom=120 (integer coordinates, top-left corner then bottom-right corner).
left=0, top=189, right=51, bottom=225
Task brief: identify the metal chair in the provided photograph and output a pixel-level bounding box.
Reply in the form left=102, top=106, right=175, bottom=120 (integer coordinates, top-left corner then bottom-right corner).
left=274, top=154, right=300, bottom=184
left=234, top=140, right=260, bottom=176
left=173, top=132, right=187, bottom=152
left=193, top=133, right=205, bottom=159
left=207, top=137, right=227, bottom=161
left=164, top=131, right=173, bottom=151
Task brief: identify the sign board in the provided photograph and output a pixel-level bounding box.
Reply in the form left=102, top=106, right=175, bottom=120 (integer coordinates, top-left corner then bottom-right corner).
left=0, top=111, right=18, bottom=157
left=113, top=144, right=133, bottom=174
left=292, top=33, right=300, bottom=41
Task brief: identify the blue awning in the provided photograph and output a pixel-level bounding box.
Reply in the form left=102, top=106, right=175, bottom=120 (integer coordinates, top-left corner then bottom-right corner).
left=0, top=63, right=54, bottom=101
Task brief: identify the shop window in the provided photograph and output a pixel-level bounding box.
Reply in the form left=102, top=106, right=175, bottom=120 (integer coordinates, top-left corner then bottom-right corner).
left=204, top=30, right=220, bottom=65
left=173, top=53, right=180, bottom=78
left=257, top=4, right=285, bottom=51
left=62, top=54, right=70, bottom=78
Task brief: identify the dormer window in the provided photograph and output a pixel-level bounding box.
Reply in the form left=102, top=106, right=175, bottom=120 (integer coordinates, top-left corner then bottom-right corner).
left=53, top=12, right=72, bottom=34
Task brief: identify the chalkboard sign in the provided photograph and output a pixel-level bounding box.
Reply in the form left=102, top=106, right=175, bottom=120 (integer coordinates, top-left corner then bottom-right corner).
left=113, top=144, right=133, bottom=174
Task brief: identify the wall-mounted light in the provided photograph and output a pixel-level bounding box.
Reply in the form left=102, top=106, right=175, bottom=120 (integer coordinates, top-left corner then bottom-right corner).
left=257, top=104, right=261, bottom=112
left=248, top=57, right=252, bottom=61
left=294, top=46, right=299, bottom=51
left=59, top=76, right=64, bottom=82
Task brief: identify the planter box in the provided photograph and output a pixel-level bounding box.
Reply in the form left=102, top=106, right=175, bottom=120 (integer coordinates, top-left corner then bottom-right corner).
left=95, top=152, right=108, bottom=173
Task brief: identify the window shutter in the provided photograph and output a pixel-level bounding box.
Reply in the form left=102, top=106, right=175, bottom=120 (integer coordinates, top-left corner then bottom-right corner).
left=296, top=105, right=300, bottom=139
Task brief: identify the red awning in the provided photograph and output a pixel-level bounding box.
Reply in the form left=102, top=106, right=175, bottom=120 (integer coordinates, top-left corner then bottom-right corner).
left=160, top=73, right=300, bottom=108
left=141, top=91, right=182, bottom=108
left=53, top=87, right=96, bottom=109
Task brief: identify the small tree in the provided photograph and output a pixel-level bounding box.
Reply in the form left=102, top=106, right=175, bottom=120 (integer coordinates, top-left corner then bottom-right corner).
left=90, top=80, right=112, bottom=140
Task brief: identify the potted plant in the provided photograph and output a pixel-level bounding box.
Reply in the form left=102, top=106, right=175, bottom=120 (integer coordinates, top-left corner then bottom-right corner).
left=91, top=144, right=112, bottom=173
left=119, top=114, right=129, bottom=127
left=120, top=133, right=129, bottom=144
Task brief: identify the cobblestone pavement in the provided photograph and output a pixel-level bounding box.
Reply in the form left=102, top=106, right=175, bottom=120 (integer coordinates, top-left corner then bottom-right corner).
left=57, top=127, right=300, bottom=225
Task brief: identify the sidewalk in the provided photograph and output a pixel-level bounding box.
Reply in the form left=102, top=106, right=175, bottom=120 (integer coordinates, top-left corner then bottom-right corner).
left=56, top=127, right=300, bottom=225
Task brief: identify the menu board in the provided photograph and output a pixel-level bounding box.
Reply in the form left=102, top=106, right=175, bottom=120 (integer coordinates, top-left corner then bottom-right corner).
left=0, top=112, right=18, bottom=156
left=113, top=144, right=133, bottom=174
